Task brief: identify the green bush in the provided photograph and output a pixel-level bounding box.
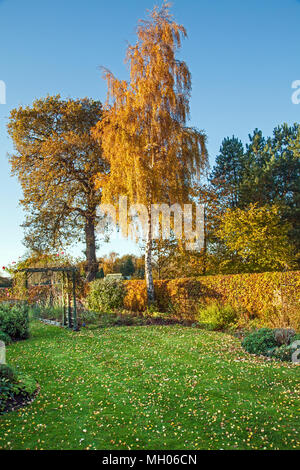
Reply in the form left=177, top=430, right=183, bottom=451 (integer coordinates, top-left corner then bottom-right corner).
left=242, top=328, right=277, bottom=356
left=0, top=365, right=36, bottom=413
left=0, top=364, right=16, bottom=382
left=0, top=303, right=29, bottom=340
left=15, top=373, right=37, bottom=396
left=273, top=328, right=296, bottom=346
left=0, top=377, right=12, bottom=412
left=242, top=328, right=300, bottom=362
left=0, top=331, right=12, bottom=344
left=197, top=302, right=238, bottom=331
left=87, top=279, right=126, bottom=313
left=269, top=345, right=293, bottom=362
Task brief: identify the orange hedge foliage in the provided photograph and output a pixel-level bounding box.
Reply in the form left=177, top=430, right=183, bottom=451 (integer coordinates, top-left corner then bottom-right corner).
left=124, top=271, right=300, bottom=328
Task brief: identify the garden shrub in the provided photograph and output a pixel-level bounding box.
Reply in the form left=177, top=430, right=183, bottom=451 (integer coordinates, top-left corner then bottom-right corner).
left=87, top=279, right=126, bottom=313
left=0, top=365, right=36, bottom=413
left=273, top=328, right=296, bottom=346
left=0, top=377, right=12, bottom=412
left=0, top=331, right=12, bottom=344
left=242, top=328, right=278, bottom=356
left=0, top=364, right=16, bottom=382
left=269, top=345, right=293, bottom=362
left=267, top=338, right=300, bottom=362
left=197, top=302, right=238, bottom=331
left=242, top=328, right=300, bottom=362
left=124, top=280, right=148, bottom=312
left=0, top=303, right=29, bottom=340
left=15, top=373, right=37, bottom=396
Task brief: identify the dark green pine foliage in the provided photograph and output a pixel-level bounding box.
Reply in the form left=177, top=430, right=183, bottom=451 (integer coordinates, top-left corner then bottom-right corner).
left=120, top=257, right=135, bottom=278
left=266, top=124, right=300, bottom=256
left=96, top=267, right=105, bottom=279
left=210, top=136, right=245, bottom=209
left=211, top=124, right=300, bottom=265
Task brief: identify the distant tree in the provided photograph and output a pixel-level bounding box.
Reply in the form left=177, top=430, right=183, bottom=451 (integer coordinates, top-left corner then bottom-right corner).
left=100, top=252, right=120, bottom=275
left=93, top=2, right=208, bottom=303
left=97, top=267, right=105, bottom=279
left=210, top=136, right=245, bottom=209
left=8, top=95, right=109, bottom=281
left=151, top=236, right=179, bottom=280
left=120, top=256, right=135, bottom=278
left=133, top=257, right=145, bottom=280
left=241, top=128, right=272, bottom=206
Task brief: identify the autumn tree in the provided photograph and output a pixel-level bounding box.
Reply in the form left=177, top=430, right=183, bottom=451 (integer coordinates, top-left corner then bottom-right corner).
left=149, top=232, right=207, bottom=279
left=120, top=256, right=135, bottom=278
left=8, top=95, right=108, bottom=281
left=93, top=2, right=208, bottom=302
left=209, top=124, right=300, bottom=270
left=98, top=252, right=120, bottom=275
left=216, top=203, right=295, bottom=273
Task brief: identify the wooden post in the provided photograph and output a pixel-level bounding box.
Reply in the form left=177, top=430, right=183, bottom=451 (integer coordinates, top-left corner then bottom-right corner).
left=24, top=271, right=28, bottom=302
left=67, top=273, right=72, bottom=329
left=49, top=270, right=54, bottom=308
left=18, top=267, right=79, bottom=331
left=62, top=272, right=65, bottom=326
left=72, top=270, right=77, bottom=331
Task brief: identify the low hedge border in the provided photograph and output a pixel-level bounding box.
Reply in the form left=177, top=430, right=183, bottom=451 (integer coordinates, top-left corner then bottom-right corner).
left=124, top=271, right=300, bottom=329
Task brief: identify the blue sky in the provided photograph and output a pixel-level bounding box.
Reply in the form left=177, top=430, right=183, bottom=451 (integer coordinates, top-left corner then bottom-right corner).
left=0, top=0, right=299, bottom=273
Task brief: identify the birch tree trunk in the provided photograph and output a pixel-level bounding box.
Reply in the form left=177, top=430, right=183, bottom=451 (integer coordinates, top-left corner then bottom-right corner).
left=145, top=206, right=155, bottom=303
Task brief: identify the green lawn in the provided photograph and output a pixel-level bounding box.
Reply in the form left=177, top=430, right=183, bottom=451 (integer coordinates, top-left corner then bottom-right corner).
left=0, top=321, right=299, bottom=450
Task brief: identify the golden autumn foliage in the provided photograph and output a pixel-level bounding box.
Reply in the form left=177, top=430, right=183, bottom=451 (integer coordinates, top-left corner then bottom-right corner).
left=8, top=96, right=108, bottom=281
left=216, top=203, right=295, bottom=272
left=93, top=2, right=208, bottom=302
left=124, top=271, right=300, bottom=330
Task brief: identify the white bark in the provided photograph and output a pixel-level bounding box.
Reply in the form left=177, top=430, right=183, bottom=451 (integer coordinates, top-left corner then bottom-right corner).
left=145, top=207, right=155, bottom=303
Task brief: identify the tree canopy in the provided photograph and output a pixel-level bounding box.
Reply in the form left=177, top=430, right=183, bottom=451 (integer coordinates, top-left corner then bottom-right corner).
left=93, top=2, right=208, bottom=301
left=216, top=204, right=294, bottom=273
left=8, top=95, right=108, bottom=281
